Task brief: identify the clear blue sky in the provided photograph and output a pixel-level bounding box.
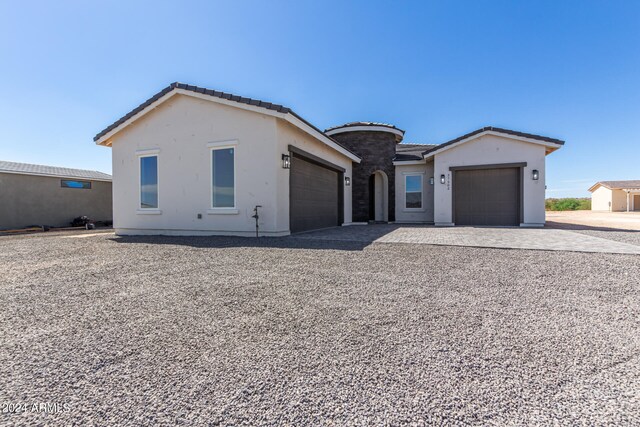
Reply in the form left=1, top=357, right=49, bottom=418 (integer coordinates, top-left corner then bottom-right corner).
left=1, top=0, right=638, bottom=197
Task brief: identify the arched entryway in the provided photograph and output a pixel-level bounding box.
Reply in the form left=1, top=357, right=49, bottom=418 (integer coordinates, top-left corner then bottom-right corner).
left=368, top=170, right=389, bottom=222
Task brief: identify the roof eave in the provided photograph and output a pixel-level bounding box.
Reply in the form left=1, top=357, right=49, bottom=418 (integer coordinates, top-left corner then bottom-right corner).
left=392, top=159, right=426, bottom=166
left=94, top=84, right=361, bottom=163
left=422, top=129, right=565, bottom=159
left=0, top=169, right=112, bottom=182
left=325, top=124, right=405, bottom=143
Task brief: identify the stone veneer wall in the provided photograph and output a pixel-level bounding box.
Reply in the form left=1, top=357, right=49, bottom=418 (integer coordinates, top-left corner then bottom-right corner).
left=330, top=131, right=397, bottom=222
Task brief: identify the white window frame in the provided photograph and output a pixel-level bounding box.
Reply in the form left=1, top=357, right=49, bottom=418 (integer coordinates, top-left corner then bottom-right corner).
left=404, top=173, right=424, bottom=211
left=208, top=140, right=238, bottom=215
left=136, top=149, right=161, bottom=214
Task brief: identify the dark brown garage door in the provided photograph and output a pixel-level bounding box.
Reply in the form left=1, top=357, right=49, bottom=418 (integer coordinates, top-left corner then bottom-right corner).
left=454, top=167, right=520, bottom=226
left=290, top=154, right=341, bottom=233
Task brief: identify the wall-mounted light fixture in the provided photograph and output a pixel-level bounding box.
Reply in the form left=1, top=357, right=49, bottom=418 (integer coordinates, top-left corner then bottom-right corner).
left=282, top=153, right=291, bottom=169
left=345, top=177, right=351, bottom=186
left=440, top=174, right=446, bottom=184
left=532, top=169, right=539, bottom=180
left=429, top=177, right=434, bottom=185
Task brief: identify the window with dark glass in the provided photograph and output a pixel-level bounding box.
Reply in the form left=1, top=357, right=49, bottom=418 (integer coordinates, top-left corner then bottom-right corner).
left=61, top=179, right=91, bottom=189
left=140, top=155, right=158, bottom=209
left=405, top=175, right=422, bottom=209
left=212, top=147, right=235, bottom=208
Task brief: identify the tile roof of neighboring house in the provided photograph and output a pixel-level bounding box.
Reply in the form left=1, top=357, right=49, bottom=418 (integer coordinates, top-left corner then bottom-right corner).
left=422, top=126, right=565, bottom=156
left=0, top=160, right=112, bottom=181
left=325, top=122, right=406, bottom=134
left=93, top=82, right=360, bottom=160
left=394, top=143, right=438, bottom=161
left=589, top=180, right=640, bottom=191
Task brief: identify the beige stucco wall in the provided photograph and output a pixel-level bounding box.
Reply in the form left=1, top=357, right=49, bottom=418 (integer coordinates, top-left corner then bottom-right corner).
left=0, top=172, right=112, bottom=229
left=275, top=121, right=352, bottom=229
left=590, top=186, right=613, bottom=211
left=110, top=94, right=353, bottom=236
left=394, top=162, right=435, bottom=223
left=433, top=134, right=547, bottom=226
left=594, top=188, right=637, bottom=212
left=611, top=189, right=633, bottom=211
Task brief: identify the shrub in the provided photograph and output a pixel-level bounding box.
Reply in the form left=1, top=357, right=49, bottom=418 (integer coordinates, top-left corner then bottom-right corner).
left=545, top=198, right=591, bottom=211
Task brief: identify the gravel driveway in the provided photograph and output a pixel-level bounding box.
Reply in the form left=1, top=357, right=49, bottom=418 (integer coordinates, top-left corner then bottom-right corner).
left=1, top=232, right=638, bottom=425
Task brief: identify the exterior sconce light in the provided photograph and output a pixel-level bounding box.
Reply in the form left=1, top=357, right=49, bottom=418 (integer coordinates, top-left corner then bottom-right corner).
left=440, top=174, right=446, bottom=184
left=345, top=177, right=351, bottom=186
left=532, top=169, right=539, bottom=180
left=282, top=154, right=291, bottom=169
left=429, top=177, right=434, bottom=185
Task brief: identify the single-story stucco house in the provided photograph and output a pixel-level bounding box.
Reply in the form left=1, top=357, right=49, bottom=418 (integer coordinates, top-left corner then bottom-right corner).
left=589, top=180, right=640, bottom=212
left=94, top=82, right=564, bottom=236
left=0, top=161, right=112, bottom=230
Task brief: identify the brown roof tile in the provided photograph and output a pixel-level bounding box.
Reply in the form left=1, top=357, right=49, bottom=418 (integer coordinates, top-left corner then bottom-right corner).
left=592, top=180, right=640, bottom=190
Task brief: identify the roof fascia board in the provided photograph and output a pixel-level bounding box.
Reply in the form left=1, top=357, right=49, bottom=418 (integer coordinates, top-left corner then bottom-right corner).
left=423, top=130, right=564, bottom=159
left=175, top=89, right=288, bottom=119
left=95, top=90, right=179, bottom=146
left=95, top=89, right=288, bottom=146
left=0, top=170, right=112, bottom=182
left=284, top=115, right=361, bottom=163
left=96, top=88, right=361, bottom=163
left=589, top=182, right=640, bottom=192
left=326, top=125, right=405, bottom=139
left=393, top=160, right=426, bottom=166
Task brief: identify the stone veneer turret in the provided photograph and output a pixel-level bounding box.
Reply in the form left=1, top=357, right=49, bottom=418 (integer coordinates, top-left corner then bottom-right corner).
left=325, top=122, right=404, bottom=223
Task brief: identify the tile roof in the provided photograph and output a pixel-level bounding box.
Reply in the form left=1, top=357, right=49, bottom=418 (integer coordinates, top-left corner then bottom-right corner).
left=0, top=160, right=112, bottom=181
left=325, top=122, right=405, bottom=134
left=93, top=82, right=360, bottom=160
left=422, top=126, right=565, bottom=156
left=591, top=180, right=640, bottom=190
left=394, top=143, right=438, bottom=161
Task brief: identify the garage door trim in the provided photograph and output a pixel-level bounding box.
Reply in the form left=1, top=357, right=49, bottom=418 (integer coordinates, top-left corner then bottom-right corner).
left=448, top=162, right=527, bottom=172
left=450, top=162, right=526, bottom=226
left=288, top=145, right=346, bottom=173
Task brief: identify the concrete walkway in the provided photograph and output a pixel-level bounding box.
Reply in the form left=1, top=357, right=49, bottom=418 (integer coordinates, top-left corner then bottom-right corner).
left=294, top=224, right=640, bottom=255
left=546, top=210, right=640, bottom=231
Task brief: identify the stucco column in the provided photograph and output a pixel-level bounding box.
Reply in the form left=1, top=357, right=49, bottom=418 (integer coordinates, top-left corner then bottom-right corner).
left=627, top=190, right=630, bottom=212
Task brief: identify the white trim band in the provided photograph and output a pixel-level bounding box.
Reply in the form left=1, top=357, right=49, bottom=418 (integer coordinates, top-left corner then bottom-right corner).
left=326, top=125, right=404, bottom=139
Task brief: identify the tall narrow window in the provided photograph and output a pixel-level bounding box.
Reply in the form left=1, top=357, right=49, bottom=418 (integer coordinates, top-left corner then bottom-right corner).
left=212, top=147, right=235, bottom=208
left=405, top=175, right=423, bottom=209
left=140, top=155, right=158, bottom=209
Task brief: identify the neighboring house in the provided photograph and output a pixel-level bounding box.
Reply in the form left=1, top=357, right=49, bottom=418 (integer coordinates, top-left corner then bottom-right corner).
left=94, top=82, right=564, bottom=236
left=0, top=161, right=112, bottom=230
left=589, top=180, right=640, bottom=212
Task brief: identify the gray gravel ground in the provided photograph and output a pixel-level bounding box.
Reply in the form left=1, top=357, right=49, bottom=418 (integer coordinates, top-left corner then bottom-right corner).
left=0, top=232, right=639, bottom=426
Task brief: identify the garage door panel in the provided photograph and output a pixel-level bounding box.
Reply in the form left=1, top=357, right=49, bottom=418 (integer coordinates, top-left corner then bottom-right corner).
left=454, top=168, right=520, bottom=226
left=290, top=156, right=340, bottom=233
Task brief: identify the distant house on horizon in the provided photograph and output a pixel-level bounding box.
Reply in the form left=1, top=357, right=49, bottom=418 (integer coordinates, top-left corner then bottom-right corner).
left=589, top=180, right=640, bottom=212
left=0, top=161, right=112, bottom=230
